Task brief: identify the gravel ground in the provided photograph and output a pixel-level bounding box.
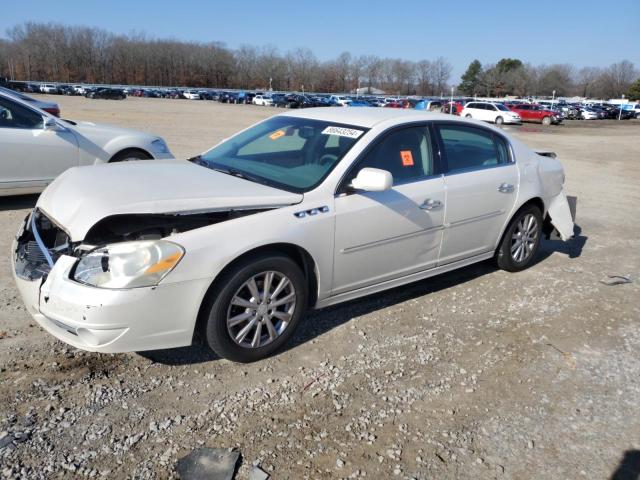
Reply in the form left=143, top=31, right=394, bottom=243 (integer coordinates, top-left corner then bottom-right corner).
left=1, top=96, right=639, bottom=479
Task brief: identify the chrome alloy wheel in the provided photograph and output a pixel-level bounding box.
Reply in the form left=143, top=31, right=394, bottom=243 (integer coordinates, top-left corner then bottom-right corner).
left=226, top=271, right=296, bottom=349
left=511, top=213, right=539, bottom=263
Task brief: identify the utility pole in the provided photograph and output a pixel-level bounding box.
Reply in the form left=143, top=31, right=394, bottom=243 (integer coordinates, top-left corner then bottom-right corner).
left=449, top=86, right=454, bottom=114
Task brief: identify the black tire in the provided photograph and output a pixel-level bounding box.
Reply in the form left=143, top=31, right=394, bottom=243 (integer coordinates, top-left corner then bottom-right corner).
left=495, top=204, right=543, bottom=272
left=495, top=116, right=504, bottom=125
left=541, top=116, right=551, bottom=126
left=203, top=253, right=308, bottom=362
left=465, top=114, right=472, bottom=119
left=109, top=149, right=153, bottom=162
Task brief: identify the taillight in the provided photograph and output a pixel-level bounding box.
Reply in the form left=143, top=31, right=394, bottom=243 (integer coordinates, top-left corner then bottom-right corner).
left=43, top=107, right=60, bottom=117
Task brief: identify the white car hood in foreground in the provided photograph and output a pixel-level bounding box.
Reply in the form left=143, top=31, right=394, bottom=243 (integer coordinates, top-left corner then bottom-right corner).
left=37, top=159, right=303, bottom=241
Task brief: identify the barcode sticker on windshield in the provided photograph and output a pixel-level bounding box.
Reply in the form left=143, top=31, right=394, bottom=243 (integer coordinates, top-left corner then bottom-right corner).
left=321, top=126, right=364, bottom=139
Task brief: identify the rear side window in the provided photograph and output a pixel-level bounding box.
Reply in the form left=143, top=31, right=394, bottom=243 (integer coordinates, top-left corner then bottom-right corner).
left=437, top=125, right=510, bottom=173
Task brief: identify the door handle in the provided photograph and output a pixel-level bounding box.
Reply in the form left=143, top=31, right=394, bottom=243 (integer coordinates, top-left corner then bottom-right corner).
left=497, top=183, right=514, bottom=193
left=420, top=199, right=442, bottom=210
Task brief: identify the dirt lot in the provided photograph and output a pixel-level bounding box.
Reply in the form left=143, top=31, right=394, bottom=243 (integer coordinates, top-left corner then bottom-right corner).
left=1, top=96, right=639, bottom=479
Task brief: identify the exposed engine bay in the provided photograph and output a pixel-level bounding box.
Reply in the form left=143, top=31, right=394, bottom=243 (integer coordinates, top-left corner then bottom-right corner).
left=14, top=208, right=270, bottom=281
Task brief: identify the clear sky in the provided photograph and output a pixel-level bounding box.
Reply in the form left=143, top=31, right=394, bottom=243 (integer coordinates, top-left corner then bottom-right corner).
left=2, top=0, right=639, bottom=81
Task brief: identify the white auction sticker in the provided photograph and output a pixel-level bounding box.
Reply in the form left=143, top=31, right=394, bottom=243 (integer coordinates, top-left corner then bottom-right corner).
left=321, top=126, right=364, bottom=139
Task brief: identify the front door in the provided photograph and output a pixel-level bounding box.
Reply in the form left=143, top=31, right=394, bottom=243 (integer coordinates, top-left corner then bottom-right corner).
left=0, top=96, right=78, bottom=191
left=333, top=125, right=445, bottom=294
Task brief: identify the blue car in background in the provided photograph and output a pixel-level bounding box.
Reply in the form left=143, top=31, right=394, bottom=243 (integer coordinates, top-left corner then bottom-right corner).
left=348, top=98, right=372, bottom=107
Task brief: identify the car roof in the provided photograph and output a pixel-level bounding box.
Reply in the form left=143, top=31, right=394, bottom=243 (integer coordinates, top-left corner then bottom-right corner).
left=0, top=87, right=57, bottom=109
left=277, top=107, right=460, bottom=128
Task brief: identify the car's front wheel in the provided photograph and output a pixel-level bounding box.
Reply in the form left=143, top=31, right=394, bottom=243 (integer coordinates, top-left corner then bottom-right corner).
left=495, top=116, right=504, bottom=125
left=542, top=116, right=551, bottom=126
left=203, top=253, right=308, bottom=362
left=465, top=114, right=472, bottom=118
left=110, top=149, right=153, bottom=162
left=495, top=204, right=543, bottom=272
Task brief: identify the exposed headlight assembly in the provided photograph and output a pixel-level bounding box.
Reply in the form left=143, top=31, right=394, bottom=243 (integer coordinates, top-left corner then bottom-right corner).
left=73, top=240, right=184, bottom=289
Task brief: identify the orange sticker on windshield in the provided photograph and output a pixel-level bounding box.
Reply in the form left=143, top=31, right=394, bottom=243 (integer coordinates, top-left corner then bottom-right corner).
left=400, top=150, right=414, bottom=166
left=269, top=130, right=285, bottom=140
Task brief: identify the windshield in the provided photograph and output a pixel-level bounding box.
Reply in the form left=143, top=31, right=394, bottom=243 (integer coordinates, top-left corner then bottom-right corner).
left=495, top=104, right=510, bottom=111
left=196, top=116, right=367, bottom=193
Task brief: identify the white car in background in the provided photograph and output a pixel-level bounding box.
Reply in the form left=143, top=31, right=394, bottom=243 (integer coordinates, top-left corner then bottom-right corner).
left=39, top=84, right=59, bottom=94
left=0, top=90, right=174, bottom=196
left=13, top=108, right=574, bottom=363
left=253, top=94, right=273, bottom=106
left=72, top=85, right=87, bottom=95
left=329, top=95, right=352, bottom=106
left=0, top=86, right=61, bottom=117
left=183, top=90, right=200, bottom=100
left=579, top=108, right=599, bottom=120
left=462, top=102, right=522, bottom=125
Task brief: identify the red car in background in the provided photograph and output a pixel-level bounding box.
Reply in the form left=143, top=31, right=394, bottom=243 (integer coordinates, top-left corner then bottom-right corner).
left=508, top=104, right=562, bottom=125
left=385, top=99, right=413, bottom=109
left=441, top=101, right=465, bottom=115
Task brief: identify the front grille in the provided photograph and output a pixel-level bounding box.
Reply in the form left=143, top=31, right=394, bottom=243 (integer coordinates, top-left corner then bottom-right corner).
left=15, top=240, right=51, bottom=280
left=14, top=211, right=71, bottom=281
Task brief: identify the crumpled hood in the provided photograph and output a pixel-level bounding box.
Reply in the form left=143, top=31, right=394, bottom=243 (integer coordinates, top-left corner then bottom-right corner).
left=37, top=159, right=303, bottom=241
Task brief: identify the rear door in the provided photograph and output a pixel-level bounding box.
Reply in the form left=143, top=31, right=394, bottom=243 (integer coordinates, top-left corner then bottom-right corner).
left=434, top=122, right=518, bottom=264
left=0, top=96, right=79, bottom=191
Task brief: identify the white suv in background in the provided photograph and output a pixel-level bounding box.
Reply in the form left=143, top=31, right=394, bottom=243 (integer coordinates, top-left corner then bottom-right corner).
left=39, top=84, right=58, bottom=94
left=461, top=102, right=522, bottom=125
left=253, top=94, right=273, bottom=106
left=183, top=90, right=200, bottom=100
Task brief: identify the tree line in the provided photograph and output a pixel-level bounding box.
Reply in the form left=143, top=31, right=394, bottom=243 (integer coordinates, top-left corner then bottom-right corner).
left=1, top=22, right=638, bottom=98
left=458, top=58, right=638, bottom=99
left=0, top=22, right=453, bottom=95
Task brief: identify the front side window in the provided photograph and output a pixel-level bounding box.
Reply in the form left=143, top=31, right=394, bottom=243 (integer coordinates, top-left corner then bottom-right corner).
left=495, top=104, right=510, bottom=111
left=0, top=97, right=43, bottom=129
left=352, top=126, right=433, bottom=184
left=437, top=125, right=508, bottom=173
left=196, top=117, right=366, bottom=192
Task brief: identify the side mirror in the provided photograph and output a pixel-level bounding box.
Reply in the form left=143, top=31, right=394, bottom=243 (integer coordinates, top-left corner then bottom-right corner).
left=43, top=116, right=64, bottom=131
left=351, top=167, right=393, bottom=192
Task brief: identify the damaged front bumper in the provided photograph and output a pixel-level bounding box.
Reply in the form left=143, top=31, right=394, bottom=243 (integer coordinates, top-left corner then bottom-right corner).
left=12, top=215, right=210, bottom=353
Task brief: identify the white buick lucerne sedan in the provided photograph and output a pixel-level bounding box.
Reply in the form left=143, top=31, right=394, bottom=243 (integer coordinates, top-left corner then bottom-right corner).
left=12, top=108, right=574, bottom=362
left=0, top=90, right=174, bottom=196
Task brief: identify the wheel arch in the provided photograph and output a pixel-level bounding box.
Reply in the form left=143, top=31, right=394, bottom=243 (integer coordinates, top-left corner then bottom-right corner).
left=495, top=196, right=545, bottom=252
left=108, top=147, right=153, bottom=163
left=192, top=242, right=319, bottom=343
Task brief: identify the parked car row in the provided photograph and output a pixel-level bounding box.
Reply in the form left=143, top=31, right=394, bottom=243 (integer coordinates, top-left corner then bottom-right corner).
left=5, top=81, right=639, bottom=121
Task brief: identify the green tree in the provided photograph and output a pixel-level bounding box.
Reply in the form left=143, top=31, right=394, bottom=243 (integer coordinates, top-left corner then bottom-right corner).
left=626, top=78, right=640, bottom=100
left=458, top=59, right=482, bottom=95
left=496, top=58, right=523, bottom=73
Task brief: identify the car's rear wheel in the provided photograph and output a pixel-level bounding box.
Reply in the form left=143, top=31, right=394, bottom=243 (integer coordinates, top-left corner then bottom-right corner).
left=542, top=116, right=551, bottom=126
left=203, top=253, right=308, bottom=362
left=465, top=114, right=472, bottom=118
left=495, top=116, right=504, bottom=125
left=495, top=204, right=543, bottom=272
